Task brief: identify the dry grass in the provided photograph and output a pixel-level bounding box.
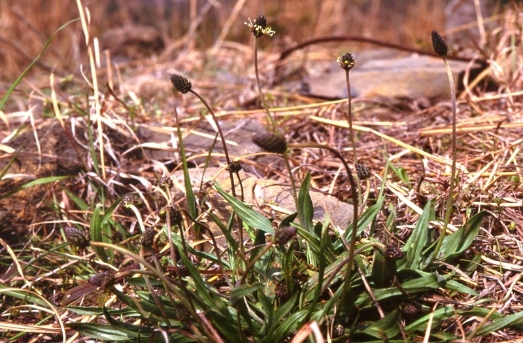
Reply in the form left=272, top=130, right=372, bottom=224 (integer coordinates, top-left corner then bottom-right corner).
left=0, top=0, right=447, bottom=82
left=1, top=0, right=523, bottom=342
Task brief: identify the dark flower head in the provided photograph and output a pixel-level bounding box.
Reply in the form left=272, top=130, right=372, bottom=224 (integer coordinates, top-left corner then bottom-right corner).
left=401, top=302, right=419, bottom=315
left=64, top=226, right=90, bottom=249
left=227, top=160, right=243, bottom=173
left=334, top=324, right=345, bottom=338
left=157, top=176, right=173, bottom=189
left=431, top=30, right=448, bottom=57
left=122, top=193, right=141, bottom=207
left=170, top=74, right=192, bottom=94
left=355, top=162, right=371, bottom=180
left=255, top=15, right=267, bottom=28
left=88, top=270, right=115, bottom=288
left=337, top=53, right=355, bottom=71
left=384, top=245, right=404, bottom=260
left=245, top=15, right=275, bottom=38
left=274, top=226, right=297, bottom=246
left=275, top=281, right=289, bottom=302
left=175, top=305, right=191, bottom=321
left=140, top=227, right=156, bottom=248
left=252, top=133, right=288, bottom=154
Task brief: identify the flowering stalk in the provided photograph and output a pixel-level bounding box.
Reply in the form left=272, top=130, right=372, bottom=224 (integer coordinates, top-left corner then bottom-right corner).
left=338, top=53, right=357, bottom=163
left=429, top=30, right=457, bottom=263
left=247, top=16, right=299, bottom=202
left=245, top=15, right=277, bottom=133
left=169, top=74, right=238, bottom=197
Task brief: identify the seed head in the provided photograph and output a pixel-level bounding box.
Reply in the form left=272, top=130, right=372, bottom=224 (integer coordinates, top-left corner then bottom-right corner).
left=255, top=15, right=267, bottom=28
left=384, top=245, right=404, bottom=260
left=245, top=15, right=275, bottom=38
left=175, top=305, right=191, bottom=321
left=431, top=30, right=448, bottom=57
left=252, top=133, right=288, bottom=154
left=333, top=324, right=345, bottom=338
left=274, top=226, right=297, bottom=246
left=401, top=302, right=419, bottom=315
left=337, top=52, right=355, bottom=71
left=88, top=270, right=115, bottom=288
left=170, top=74, right=192, bottom=94
left=227, top=160, right=243, bottom=173
left=355, top=162, right=371, bottom=180
left=140, top=227, right=156, bottom=248
left=122, top=193, right=141, bottom=207
left=275, top=281, right=289, bottom=302
left=157, top=176, right=173, bottom=188
left=64, top=226, right=90, bottom=249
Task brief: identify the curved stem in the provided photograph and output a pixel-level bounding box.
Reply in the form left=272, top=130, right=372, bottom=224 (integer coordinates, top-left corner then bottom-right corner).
left=190, top=89, right=236, bottom=198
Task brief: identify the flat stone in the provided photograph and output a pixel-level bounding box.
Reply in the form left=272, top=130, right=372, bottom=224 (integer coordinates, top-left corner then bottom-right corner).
left=305, top=49, right=474, bottom=101
left=170, top=167, right=354, bottom=232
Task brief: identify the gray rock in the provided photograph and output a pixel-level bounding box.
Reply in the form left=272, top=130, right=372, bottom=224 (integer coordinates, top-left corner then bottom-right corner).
left=170, top=167, right=354, bottom=232
left=305, top=49, right=474, bottom=101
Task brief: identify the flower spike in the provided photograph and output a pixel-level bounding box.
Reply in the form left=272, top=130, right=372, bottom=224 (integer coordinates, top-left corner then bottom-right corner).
left=170, top=74, right=192, bottom=94
left=431, top=30, right=448, bottom=57
left=245, top=15, right=276, bottom=38
left=338, top=52, right=355, bottom=71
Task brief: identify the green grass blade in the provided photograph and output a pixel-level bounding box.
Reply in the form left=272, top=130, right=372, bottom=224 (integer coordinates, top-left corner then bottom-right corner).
left=89, top=203, right=109, bottom=262
left=357, top=309, right=400, bottom=339
left=273, top=309, right=309, bottom=341
left=0, top=284, right=51, bottom=308
left=306, top=222, right=329, bottom=320
left=401, top=200, right=434, bottom=269
left=177, top=129, right=197, bottom=219
left=475, top=310, right=523, bottom=336
left=60, top=185, right=89, bottom=210
left=21, top=175, right=73, bottom=188
left=342, top=198, right=383, bottom=249
left=230, top=283, right=262, bottom=304
left=370, top=244, right=397, bottom=288
left=214, top=182, right=274, bottom=235
left=297, top=172, right=313, bottom=233
left=441, top=211, right=486, bottom=261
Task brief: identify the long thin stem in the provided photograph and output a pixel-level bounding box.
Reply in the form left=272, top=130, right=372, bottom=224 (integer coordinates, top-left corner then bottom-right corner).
left=344, top=65, right=364, bottom=213
left=344, top=69, right=357, bottom=163
left=190, top=90, right=237, bottom=198
left=253, top=36, right=296, bottom=200
left=282, top=153, right=298, bottom=203
left=431, top=55, right=457, bottom=263
left=254, top=38, right=277, bottom=133
left=288, top=142, right=359, bottom=291
left=190, top=89, right=246, bottom=261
